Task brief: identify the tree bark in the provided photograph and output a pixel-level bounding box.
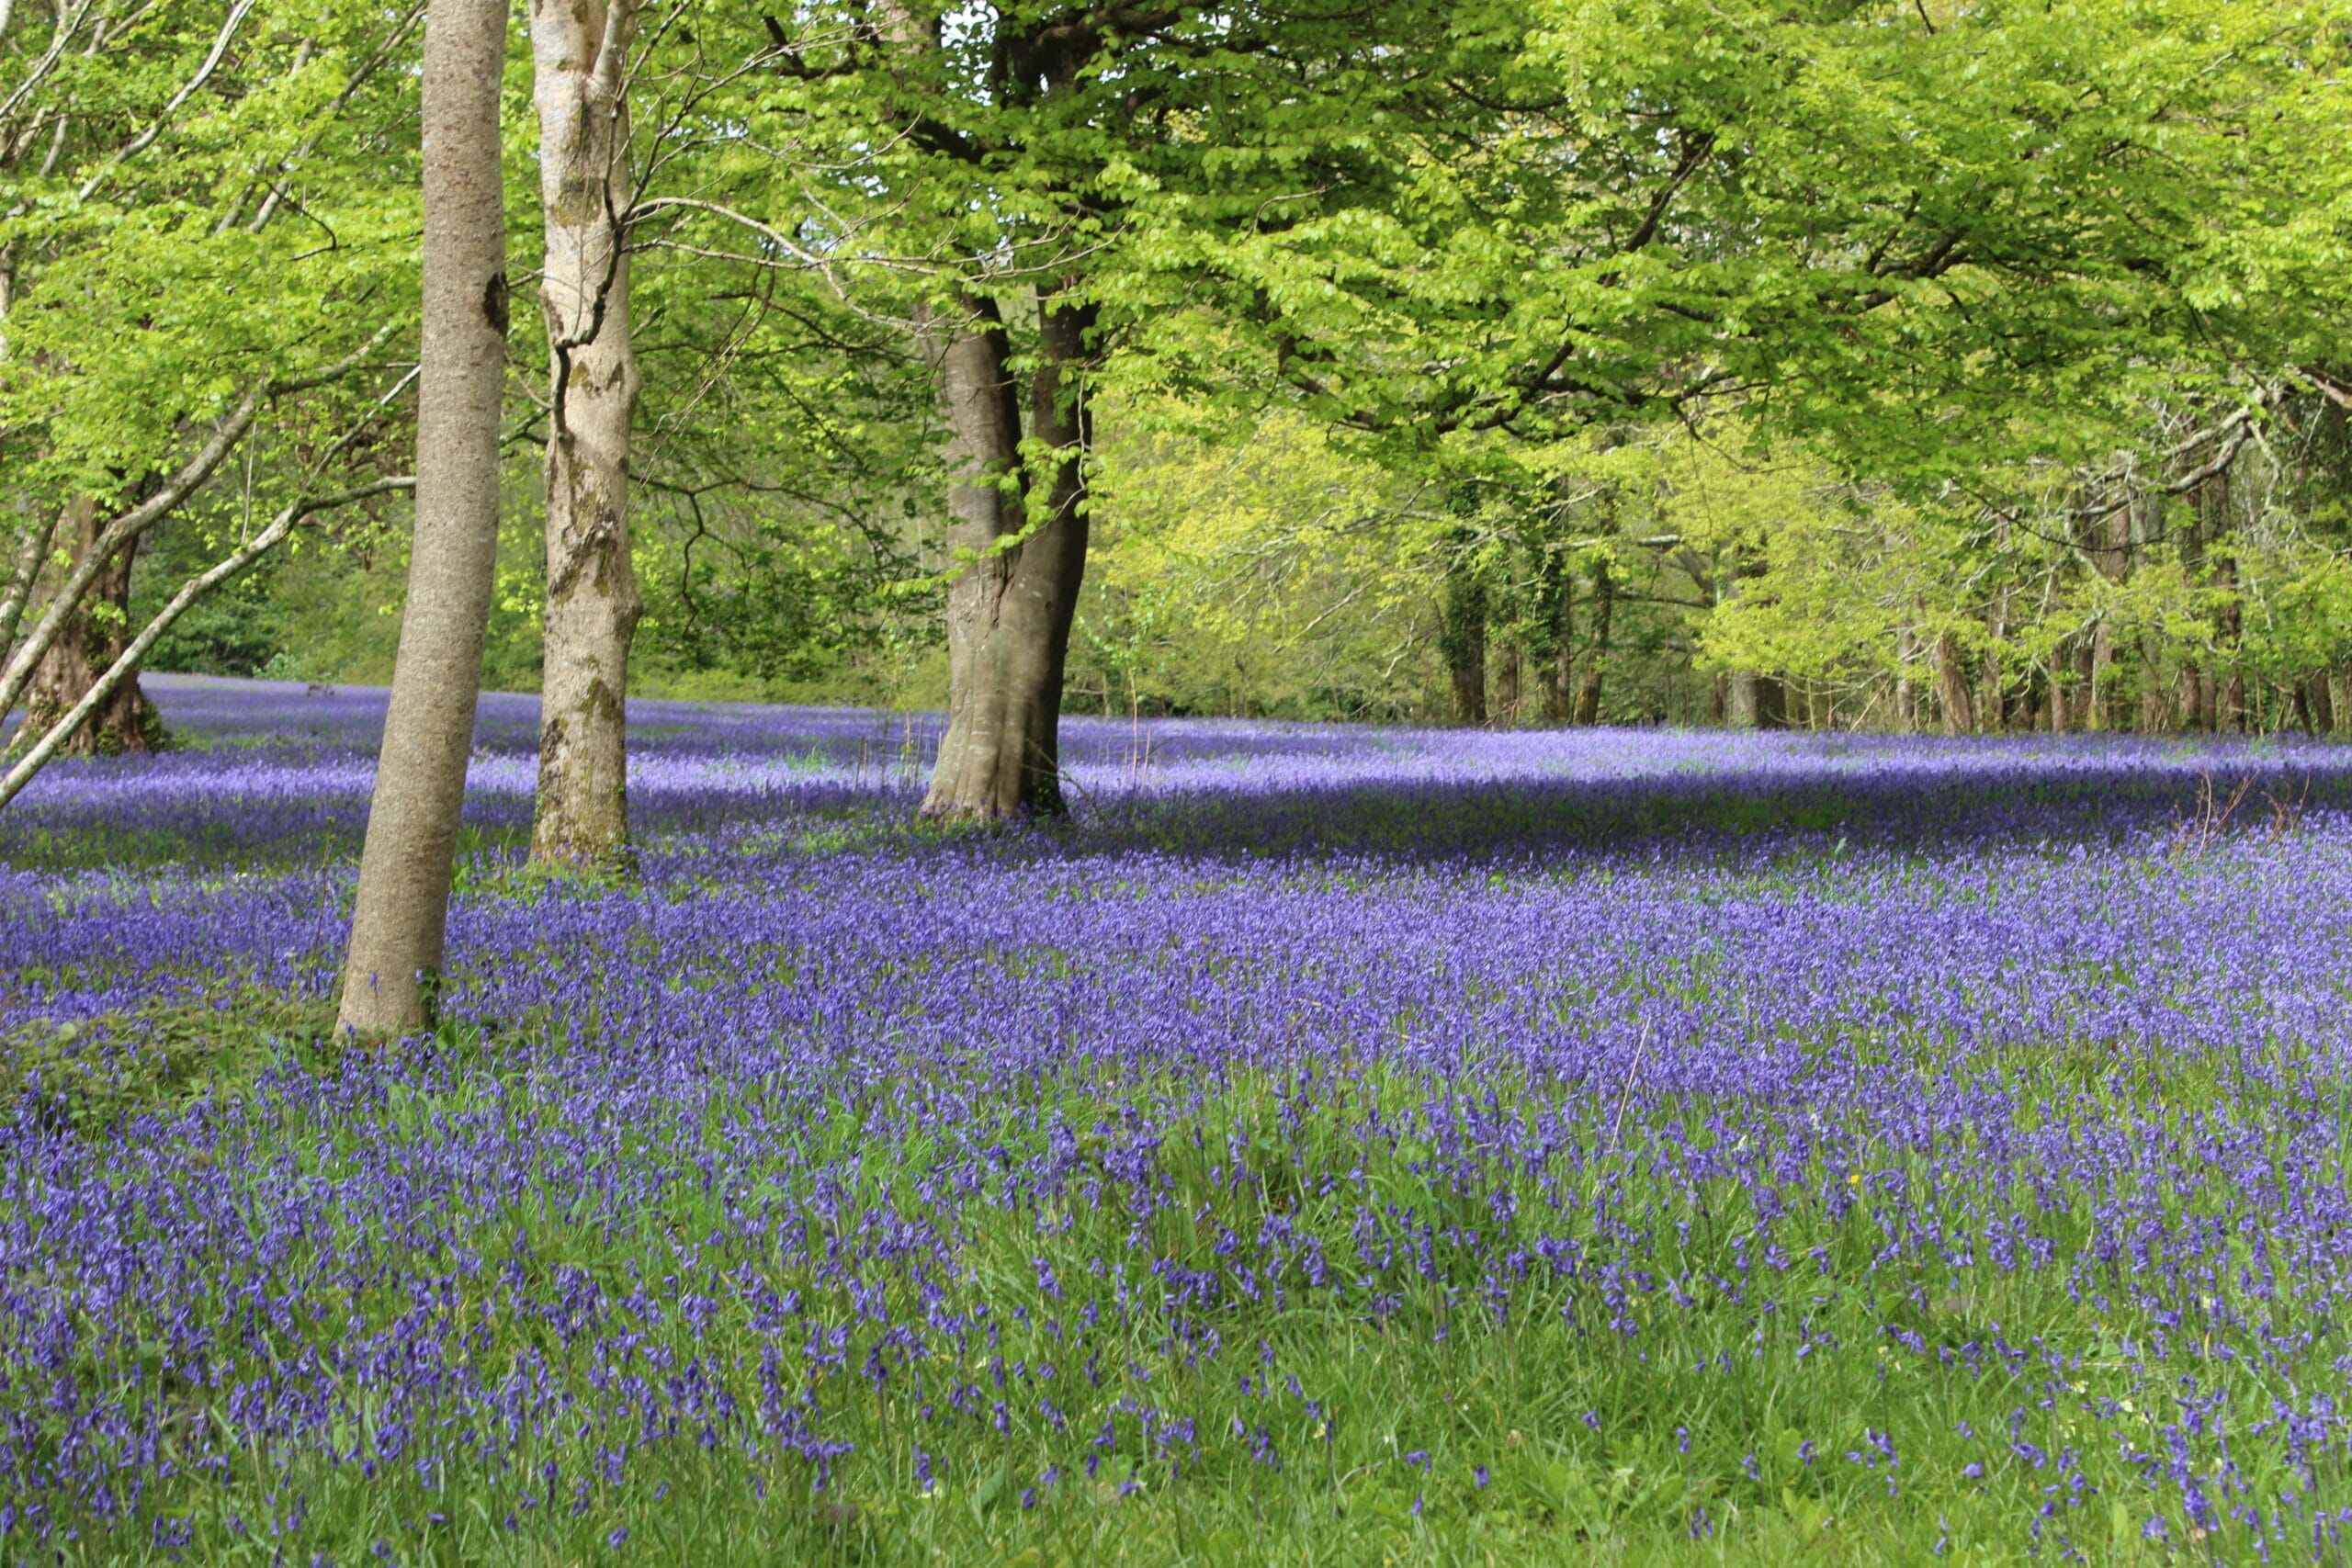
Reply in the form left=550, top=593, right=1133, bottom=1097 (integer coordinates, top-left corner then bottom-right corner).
left=13, top=495, right=164, bottom=758
left=2296, top=674, right=2329, bottom=737
left=1439, top=547, right=1487, bottom=726
left=338, top=0, right=509, bottom=1038
left=2086, top=622, right=2112, bottom=730
left=1494, top=637, right=1521, bottom=728
left=530, top=0, right=642, bottom=870
left=1932, top=633, right=1974, bottom=735
left=1892, top=625, right=1917, bottom=733
left=1539, top=551, right=1574, bottom=724
left=1729, top=670, right=1786, bottom=730
left=0, top=479, right=413, bottom=811
left=0, top=503, right=60, bottom=663
left=1572, top=558, right=1613, bottom=725
left=917, top=292, right=1091, bottom=822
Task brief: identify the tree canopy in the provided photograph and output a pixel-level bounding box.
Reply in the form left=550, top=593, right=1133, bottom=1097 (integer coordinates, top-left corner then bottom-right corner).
left=1, top=0, right=2346, bottom=789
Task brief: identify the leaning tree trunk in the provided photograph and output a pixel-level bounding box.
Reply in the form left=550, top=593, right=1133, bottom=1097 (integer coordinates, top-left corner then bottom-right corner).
left=1572, top=558, right=1614, bottom=726
left=338, top=0, right=509, bottom=1038
left=530, top=0, right=642, bottom=870
left=918, top=292, right=1092, bottom=823
left=13, top=495, right=164, bottom=757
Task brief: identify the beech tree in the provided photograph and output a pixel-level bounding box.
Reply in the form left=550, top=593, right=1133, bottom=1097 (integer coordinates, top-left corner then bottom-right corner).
left=337, top=0, right=509, bottom=1036
left=816, top=2, right=1115, bottom=821
left=527, top=0, right=644, bottom=869
left=756, top=0, right=1483, bottom=818
left=0, top=0, right=423, bottom=796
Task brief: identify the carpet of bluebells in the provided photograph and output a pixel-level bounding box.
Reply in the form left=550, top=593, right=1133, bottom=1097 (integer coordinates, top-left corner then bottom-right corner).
left=6, top=676, right=2352, bottom=1564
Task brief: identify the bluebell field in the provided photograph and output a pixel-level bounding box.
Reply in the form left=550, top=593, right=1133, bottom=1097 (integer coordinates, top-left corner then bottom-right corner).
left=4, top=676, right=2352, bottom=1563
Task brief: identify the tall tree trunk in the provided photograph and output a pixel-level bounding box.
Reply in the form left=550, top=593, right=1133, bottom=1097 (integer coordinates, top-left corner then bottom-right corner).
left=1440, top=547, right=1487, bottom=726
left=2137, top=633, right=2170, bottom=732
left=2086, top=623, right=2112, bottom=731
left=918, top=293, right=1092, bottom=822
left=1539, top=550, right=1573, bottom=723
left=1718, top=552, right=1778, bottom=730
left=13, top=496, right=164, bottom=757
left=1726, top=671, right=1785, bottom=730
left=530, top=0, right=642, bottom=869
left=338, top=0, right=509, bottom=1037
left=1572, top=558, right=1613, bottom=726
left=2294, top=675, right=2327, bottom=737
left=1893, top=625, right=1917, bottom=733
left=2211, top=544, right=2245, bottom=733
left=1932, top=633, right=1974, bottom=735
left=1494, top=638, right=1521, bottom=727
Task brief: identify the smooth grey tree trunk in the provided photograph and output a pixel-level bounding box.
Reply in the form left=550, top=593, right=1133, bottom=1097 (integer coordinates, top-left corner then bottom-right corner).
left=530, top=0, right=641, bottom=869
left=338, top=0, right=509, bottom=1037
left=918, top=293, right=1092, bottom=823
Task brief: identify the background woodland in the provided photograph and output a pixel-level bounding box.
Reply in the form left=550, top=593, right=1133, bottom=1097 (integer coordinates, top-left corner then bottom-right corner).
left=6, top=0, right=2350, bottom=750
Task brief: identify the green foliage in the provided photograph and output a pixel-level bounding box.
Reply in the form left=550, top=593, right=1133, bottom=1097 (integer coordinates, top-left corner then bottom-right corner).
left=15, top=0, right=2352, bottom=735
left=1075, top=400, right=1449, bottom=720
left=0, top=0, right=424, bottom=515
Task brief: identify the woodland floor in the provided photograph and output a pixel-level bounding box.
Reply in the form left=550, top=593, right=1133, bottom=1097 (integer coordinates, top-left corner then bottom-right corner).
left=4, top=675, right=2352, bottom=1565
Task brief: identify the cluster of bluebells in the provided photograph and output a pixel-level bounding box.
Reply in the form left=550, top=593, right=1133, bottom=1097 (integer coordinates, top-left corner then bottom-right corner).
left=4, top=675, right=2352, bottom=1559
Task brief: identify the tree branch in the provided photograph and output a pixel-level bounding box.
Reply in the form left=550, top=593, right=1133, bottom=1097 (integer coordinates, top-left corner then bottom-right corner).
left=0, top=321, right=401, bottom=721
left=0, top=477, right=414, bottom=809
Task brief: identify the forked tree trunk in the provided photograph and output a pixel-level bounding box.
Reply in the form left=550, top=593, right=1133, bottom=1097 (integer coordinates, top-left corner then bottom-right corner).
left=338, top=0, right=509, bottom=1037
left=1572, top=558, right=1613, bottom=726
left=530, top=0, right=642, bottom=869
left=13, top=496, right=164, bottom=757
left=918, top=293, right=1092, bottom=823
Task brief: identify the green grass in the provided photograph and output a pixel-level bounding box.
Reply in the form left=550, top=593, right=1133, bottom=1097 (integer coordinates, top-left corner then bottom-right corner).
left=17, top=1026, right=2333, bottom=1566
